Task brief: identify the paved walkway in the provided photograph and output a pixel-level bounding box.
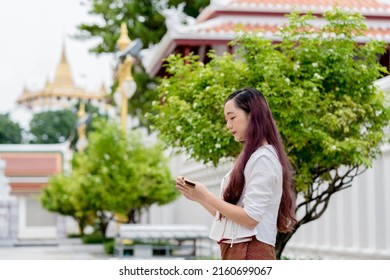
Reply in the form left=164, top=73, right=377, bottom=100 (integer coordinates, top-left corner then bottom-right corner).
left=0, top=238, right=112, bottom=260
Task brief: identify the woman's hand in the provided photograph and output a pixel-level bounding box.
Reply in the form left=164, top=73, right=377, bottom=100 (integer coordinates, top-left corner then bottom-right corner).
left=175, top=176, right=211, bottom=203
left=175, top=177, right=258, bottom=228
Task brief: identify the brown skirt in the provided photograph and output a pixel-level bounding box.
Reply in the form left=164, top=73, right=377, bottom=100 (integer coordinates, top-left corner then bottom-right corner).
left=219, top=238, right=276, bottom=260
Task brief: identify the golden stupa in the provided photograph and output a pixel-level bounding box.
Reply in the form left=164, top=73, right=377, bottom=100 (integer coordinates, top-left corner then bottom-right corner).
left=17, top=45, right=107, bottom=112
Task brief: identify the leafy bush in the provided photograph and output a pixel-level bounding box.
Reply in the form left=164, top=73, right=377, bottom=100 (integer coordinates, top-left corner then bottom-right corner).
left=104, top=240, right=115, bottom=254
left=82, top=232, right=113, bottom=244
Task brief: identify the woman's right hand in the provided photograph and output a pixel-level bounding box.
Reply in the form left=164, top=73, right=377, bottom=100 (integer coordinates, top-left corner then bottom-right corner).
left=175, top=176, right=212, bottom=203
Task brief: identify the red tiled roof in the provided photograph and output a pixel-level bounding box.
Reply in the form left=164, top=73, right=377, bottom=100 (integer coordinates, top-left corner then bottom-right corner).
left=230, top=0, right=390, bottom=9
left=197, top=0, right=390, bottom=23
left=195, top=20, right=390, bottom=42
left=193, top=0, right=390, bottom=38
left=144, top=0, right=390, bottom=76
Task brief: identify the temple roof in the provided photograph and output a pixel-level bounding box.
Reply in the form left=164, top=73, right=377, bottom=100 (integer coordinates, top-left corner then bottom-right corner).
left=198, top=0, right=390, bottom=20
left=17, top=45, right=106, bottom=107
left=51, top=47, right=75, bottom=87
left=144, top=0, right=390, bottom=76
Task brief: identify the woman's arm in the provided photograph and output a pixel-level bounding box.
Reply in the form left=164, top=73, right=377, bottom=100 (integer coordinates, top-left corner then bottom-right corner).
left=204, top=193, right=258, bottom=229
left=175, top=177, right=257, bottom=228
left=199, top=200, right=217, bottom=216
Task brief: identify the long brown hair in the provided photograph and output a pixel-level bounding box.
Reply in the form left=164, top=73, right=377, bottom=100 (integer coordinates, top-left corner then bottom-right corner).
left=223, top=87, right=296, bottom=233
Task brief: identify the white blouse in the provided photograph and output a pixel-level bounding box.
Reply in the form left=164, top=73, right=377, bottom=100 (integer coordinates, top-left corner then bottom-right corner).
left=209, top=145, right=282, bottom=246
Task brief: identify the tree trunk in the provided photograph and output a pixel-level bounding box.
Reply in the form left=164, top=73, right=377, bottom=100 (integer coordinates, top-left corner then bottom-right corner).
left=127, top=208, right=142, bottom=224
left=97, top=211, right=112, bottom=239
left=275, top=230, right=297, bottom=259
left=77, top=220, right=85, bottom=236
left=75, top=217, right=86, bottom=236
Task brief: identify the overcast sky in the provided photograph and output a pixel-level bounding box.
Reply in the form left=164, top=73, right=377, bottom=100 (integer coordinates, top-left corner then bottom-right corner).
left=0, top=0, right=114, bottom=115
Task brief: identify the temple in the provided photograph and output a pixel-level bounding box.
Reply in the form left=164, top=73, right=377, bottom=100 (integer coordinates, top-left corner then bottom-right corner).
left=16, top=45, right=108, bottom=113
left=1, top=44, right=107, bottom=242
left=144, top=0, right=390, bottom=77
left=0, top=143, right=71, bottom=241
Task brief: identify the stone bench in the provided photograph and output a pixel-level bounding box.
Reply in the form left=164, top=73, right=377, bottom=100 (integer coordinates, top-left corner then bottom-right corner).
left=114, top=224, right=212, bottom=258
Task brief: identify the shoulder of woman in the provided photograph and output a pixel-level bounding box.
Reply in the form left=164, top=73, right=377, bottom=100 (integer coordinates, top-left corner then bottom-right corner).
left=250, top=145, right=278, bottom=161
left=246, top=145, right=281, bottom=171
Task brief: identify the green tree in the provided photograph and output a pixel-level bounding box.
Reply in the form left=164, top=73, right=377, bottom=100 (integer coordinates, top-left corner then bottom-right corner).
left=70, top=118, right=177, bottom=237
left=0, top=114, right=22, bottom=144
left=40, top=174, right=94, bottom=235
left=149, top=8, right=390, bottom=259
left=76, top=0, right=209, bottom=54
left=75, top=0, right=210, bottom=128
left=29, top=109, right=77, bottom=144
left=123, top=142, right=177, bottom=223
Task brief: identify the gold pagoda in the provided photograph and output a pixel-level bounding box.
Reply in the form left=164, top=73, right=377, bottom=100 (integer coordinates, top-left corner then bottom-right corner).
left=16, top=47, right=107, bottom=112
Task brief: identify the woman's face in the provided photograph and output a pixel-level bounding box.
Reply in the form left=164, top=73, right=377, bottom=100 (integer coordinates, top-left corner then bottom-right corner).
left=224, top=99, right=250, bottom=142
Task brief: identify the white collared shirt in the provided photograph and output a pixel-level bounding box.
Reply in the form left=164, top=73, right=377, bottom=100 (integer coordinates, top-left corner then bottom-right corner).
left=209, top=145, right=282, bottom=246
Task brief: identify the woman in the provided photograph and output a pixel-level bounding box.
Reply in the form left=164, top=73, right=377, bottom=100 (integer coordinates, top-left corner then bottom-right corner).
left=175, top=87, right=296, bottom=260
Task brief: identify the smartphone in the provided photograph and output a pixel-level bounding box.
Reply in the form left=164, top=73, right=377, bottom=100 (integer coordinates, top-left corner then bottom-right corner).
left=184, top=178, right=196, bottom=188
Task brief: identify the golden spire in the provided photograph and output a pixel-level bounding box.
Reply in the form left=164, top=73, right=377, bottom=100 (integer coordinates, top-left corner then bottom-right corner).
left=52, top=44, right=74, bottom=87
left=117, top=22, right=131, bottom=51
left=16, top=40, right=107, bottom=112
